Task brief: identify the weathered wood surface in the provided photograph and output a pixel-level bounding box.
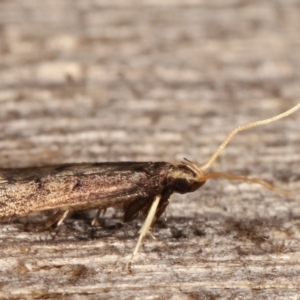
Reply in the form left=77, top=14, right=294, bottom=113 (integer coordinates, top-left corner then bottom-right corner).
left=1, top=0, right=300, bottom=299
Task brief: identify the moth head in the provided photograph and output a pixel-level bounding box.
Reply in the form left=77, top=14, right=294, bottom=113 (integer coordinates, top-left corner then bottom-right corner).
left=169, top=159, right=206, bottom=194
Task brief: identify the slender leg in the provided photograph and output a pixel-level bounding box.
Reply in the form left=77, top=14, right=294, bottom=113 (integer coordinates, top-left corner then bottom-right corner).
left=91, top=208, right=107, bottom=226
left=91, top=209, right=101, bottom=226
left=128, top=195, right=161, bottom=270
left=56, top=210, right=69, bottom=227
left=24, top=210, right=69, bottom=231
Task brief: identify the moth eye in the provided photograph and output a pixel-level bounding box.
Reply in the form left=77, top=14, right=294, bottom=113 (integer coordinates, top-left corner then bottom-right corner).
left=172, top=177, right=206, bottom=194
left=172, top=178, right=191, bottom=194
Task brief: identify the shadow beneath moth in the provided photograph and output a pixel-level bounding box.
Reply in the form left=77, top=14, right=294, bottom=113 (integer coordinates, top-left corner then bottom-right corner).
left=0, top=103, right=300, bottom=268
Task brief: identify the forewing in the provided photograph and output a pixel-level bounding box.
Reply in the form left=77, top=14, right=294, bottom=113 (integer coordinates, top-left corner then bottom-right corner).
left=0, top=162, right=169, bottom=219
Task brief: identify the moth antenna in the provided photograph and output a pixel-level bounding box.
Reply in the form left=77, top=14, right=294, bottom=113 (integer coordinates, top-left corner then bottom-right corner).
left=182, top=158, right=203, bottom=176
left=200, top=103, right=300, bottom=171
left=199, top=172, right=300, bottom=199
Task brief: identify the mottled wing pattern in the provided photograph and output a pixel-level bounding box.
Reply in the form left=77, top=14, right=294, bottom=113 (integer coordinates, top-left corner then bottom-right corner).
left=0, top=162, right=171, bottom=220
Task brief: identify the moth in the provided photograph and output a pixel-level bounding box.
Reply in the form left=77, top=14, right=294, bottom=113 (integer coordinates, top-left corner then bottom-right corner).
left=0, top=103, right=300, bottom=268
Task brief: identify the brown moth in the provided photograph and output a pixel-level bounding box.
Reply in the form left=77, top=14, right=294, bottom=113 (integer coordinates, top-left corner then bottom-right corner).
left=0, top=103, right=299, bottom=268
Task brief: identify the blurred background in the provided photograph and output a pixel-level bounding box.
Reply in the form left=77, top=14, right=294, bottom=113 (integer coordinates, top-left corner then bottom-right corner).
left=1, top=0, right=299, bottom=169
left=1, top=1, right=300, bottom=298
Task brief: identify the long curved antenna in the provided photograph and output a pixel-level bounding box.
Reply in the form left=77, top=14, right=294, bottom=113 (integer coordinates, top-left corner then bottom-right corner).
left=198, top=172, right=300, bottom=199
left=200, top=103, right=300, bottom=171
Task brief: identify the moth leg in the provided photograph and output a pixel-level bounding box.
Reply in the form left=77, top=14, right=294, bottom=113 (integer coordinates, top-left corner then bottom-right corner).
left=147, top=230, right=156, bottom=240
left=128, top=195, right=161, bottom=270
left=91, top=209, right=107, bottom=226
left=24, top=210, right=69, bottom=231
left=91, top=209, right=101, bottom=226
left=44, top=210, right=69, bottom=228
left=163, top=210, right=167, bottom=221
left=155, top=200, right=169, bottom=221
left=56, top=210, right=69, bottom=227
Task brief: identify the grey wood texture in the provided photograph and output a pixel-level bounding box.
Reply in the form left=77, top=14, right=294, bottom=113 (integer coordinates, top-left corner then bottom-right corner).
left=0, top=0, right=300, bottom=299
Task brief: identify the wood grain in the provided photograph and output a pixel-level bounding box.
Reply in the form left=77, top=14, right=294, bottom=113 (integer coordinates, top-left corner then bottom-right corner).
left=0, top=0, right=300, bottom=299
